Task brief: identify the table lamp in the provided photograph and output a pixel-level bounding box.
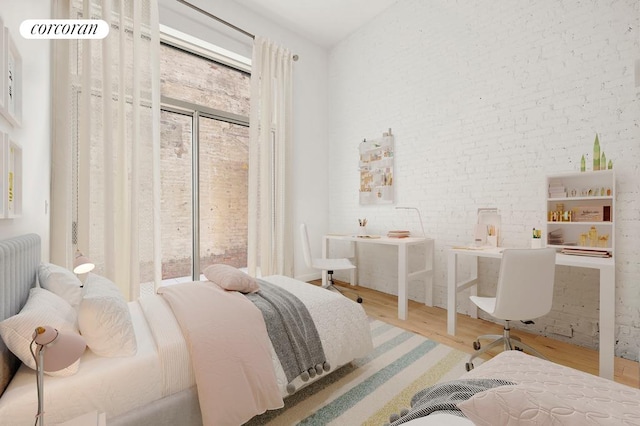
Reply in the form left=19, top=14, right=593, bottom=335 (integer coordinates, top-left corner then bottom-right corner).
left=73, top=249, right=95, bottom=274
left=31, top=326, right=86, bottom=426
left=395, top=206, right=426, bottom=237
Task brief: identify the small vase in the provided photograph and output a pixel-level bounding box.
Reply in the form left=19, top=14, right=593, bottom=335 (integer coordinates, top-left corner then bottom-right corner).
left=358, top=226, right=367, bottom=236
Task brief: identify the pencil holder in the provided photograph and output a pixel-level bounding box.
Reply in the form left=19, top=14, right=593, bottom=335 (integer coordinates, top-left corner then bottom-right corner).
left=358, top=225, right=367, bottom=236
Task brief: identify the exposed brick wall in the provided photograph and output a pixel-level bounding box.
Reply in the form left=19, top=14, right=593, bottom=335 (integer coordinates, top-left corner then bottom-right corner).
left=327, top=0, right=640, bottom=359
left=158, top=44, right=250, bottom=279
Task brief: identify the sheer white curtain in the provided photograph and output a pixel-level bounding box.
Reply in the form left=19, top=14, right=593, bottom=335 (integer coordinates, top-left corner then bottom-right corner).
left=247, top=37, right=294, bottom=277
left=51, top=0, right=161, bottom=300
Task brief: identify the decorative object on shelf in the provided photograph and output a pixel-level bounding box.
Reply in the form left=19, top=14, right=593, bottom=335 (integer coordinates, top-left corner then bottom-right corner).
left=580, top=154, right=585, bottom=172
left=395, top=206, right=426, bottom=237
left=593, top=133, right=600, bottom=171
left=531, top=228, right=542, bottom=248
left=359, top=129, right=394, bottom=205
left=31, top=326, right=86, bottom=426
left=608, top=160, right=613, bottom=169
left=1, top=26, right=22, bottom=127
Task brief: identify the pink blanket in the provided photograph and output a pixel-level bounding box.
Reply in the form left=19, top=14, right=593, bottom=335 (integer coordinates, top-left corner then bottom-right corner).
left=158, top=282, right=284, bottom=425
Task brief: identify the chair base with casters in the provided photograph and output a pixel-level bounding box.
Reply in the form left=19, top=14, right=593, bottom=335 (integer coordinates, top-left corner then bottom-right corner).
left=465, top=320, right=548, bottom=371
left=324, top=270, right=363, bottom=304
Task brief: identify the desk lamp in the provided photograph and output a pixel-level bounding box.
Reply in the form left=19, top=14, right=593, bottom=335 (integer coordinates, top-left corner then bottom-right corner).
left=73, top=249, right=95, bottom=274
left=395, top=206, right=426, bottom=237
left=30, top=326, right=86, bottom=426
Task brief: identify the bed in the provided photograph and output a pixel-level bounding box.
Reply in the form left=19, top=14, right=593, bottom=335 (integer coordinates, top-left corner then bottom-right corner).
left=0, top=234, right=373, bottom=425
left=389, top=350, right=640, bottom=425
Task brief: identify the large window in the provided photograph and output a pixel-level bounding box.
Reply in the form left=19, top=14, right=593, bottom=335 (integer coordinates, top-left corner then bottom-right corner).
left=159, top=43, right=250, bottom=281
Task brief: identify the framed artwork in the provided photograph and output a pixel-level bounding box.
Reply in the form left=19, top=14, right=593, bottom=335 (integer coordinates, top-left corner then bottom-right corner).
left=3, top=27, right=21, bottom=127
left=0, top=18, right=5, bottom=119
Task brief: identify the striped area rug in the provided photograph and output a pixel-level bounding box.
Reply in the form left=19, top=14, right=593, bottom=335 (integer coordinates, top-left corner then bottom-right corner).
left=247, top=318, right=479, bottom=425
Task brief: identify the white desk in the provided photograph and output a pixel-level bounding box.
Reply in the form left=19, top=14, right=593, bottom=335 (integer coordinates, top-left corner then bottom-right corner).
left=323, top=235, right=434, bottom=320
left=447, top=247, right=615, bottom=379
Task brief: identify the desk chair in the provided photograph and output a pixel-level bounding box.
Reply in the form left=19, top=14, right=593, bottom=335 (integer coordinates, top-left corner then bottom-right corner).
left=300, top=223, right=362, bottom=303
left=466, top=248, right=556, bottom=371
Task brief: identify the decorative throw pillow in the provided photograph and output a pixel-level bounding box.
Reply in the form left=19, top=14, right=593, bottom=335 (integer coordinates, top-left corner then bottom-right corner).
left=0, top=287, right=81, bottom=376
left=78, top=273, right=137, bottom=357
left=38, top=262, right=83, bottom=308
left=203, top=264, right=260, bottom=293
left=458, top=384, right=596, bottom=426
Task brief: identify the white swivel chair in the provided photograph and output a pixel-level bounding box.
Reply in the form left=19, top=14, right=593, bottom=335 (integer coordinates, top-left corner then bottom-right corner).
left=300, top=223, right=362, bottom=303
left=466, top=248, right=556, bottom=371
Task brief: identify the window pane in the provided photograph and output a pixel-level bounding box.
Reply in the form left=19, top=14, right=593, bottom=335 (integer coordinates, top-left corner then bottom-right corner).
left=199, top=117, right=249, bottom=269
left=159, top=44, right=250, bottom=116
left=160, top=110, right=193, bottom=280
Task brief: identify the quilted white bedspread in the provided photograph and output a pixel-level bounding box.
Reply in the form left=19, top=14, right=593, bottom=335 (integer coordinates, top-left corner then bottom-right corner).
left=461, top=350, right=640, bottom=425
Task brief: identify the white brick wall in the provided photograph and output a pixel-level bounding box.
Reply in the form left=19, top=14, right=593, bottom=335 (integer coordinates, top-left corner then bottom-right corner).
left=327, top=0, right=640, bottom=359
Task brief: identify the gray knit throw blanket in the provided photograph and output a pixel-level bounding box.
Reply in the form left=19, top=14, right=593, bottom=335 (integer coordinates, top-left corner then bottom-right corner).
left=386, top=378, right=516, bottom=425
left=246, top=280, right=329, bottom=394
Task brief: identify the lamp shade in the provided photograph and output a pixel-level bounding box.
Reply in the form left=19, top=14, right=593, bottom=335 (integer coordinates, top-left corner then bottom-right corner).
left=33, top=326, right=86, bottom=372
left=73, top=251, right=95, bottom=274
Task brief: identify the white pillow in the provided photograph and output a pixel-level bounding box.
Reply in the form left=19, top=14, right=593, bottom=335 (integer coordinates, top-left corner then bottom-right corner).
left=78, top=273, right=137, bottom=357
left=0, top=287, right=81, bottom=376
left=38, top=262, right=83, bottom=308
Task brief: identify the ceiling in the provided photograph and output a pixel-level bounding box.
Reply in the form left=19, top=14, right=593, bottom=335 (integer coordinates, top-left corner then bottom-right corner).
left=232, top=0, right=399, bottom=47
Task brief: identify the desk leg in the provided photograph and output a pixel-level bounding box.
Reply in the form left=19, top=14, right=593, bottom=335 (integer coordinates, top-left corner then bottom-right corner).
left=424, top=240, right=433, bottom=307
left=321, top=237, right=329, bottom=288
left=350, top=241, right=358, bottom=286
left=398, top=244, right=408, bottom=320
left=469, top=257, right=478, bottom=319
left=599, top=265, right=615, bottom=380
left=447, top=251, right=457, bottom=335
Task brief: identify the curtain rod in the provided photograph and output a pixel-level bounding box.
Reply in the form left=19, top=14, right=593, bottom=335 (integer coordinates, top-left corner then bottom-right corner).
left=175, top=0, right=299, bottom=61
left=176, top=0, right=254, bottom=39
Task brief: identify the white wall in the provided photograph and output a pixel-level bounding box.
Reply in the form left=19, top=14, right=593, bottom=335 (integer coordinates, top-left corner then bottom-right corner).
left=158, top=0, right=329, bottom=281
left=0, top=1, right=52, bottom=261
left=328, top=0, right=640, bottom=359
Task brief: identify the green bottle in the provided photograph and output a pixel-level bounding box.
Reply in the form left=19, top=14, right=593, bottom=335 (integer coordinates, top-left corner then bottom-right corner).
left=608, top=160, right=613, bottom=169
left=593, top=134, right=600, bottom=171
left=580, top=155, right=585, bottom=172
left=601, top=152, right=606, bottom=170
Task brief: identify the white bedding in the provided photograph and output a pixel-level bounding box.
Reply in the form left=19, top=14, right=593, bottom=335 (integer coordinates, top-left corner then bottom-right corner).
left=0, top=302, right=163, bottom=425
left=0, top=275, right=373, bottom=424
left=461, top=350, right=640, bottom=425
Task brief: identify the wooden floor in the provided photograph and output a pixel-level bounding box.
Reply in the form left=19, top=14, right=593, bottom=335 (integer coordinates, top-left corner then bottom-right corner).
left=315, top=280, right=639, bottom=388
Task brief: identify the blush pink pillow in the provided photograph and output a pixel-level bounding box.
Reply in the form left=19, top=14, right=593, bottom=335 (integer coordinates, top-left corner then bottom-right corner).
left=203, top=264, right=259, bottom=293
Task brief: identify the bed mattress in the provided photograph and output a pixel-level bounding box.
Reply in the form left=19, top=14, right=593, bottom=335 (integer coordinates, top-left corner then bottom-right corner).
left=0, top=275, right=373, bottom=424
left=462, top=350, right=640, bottom=424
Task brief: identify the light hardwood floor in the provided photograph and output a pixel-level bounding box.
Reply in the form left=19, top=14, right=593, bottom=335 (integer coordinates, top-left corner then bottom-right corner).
left=315, top=280, right=639, bottom=388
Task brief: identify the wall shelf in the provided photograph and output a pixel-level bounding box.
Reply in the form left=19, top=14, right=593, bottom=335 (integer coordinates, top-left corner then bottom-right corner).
left=544, top=170, right=615, bottom=257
